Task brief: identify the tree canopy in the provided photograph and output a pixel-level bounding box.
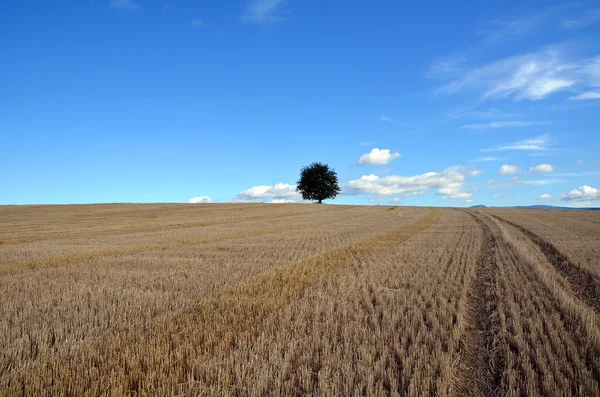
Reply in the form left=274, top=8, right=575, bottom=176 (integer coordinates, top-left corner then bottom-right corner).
left=296, top=162, right=341, bottom=204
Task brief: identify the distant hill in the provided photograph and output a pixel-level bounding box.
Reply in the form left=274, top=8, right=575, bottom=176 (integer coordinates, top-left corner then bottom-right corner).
left=470, top=204, right=600, bottom=211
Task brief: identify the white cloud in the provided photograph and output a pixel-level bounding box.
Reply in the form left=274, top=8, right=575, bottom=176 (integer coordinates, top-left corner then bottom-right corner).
left=484, top=177, right=523, bottom=187
left=429, top=54, right=467, bottom=76
left=236, top=183, right=301, bottom=202
left=493, top=194, right=502, bottom=198
left=537, top=194, right=552, bottom=200
left=380, top=115, right=397, bottom=124
left=561, top=8, right=600, bottom=28
left=242, top=0, right=288, bottom=24
left=555, top=171, right=600, bottom=177
left=357, top=148, right=401, bottom=165
left=569, top=91, right=600, bottom=100
left=444, top=107, right=521, bottom=120
left=345, top=165, right=473, bottom=202
left=471, top=156, right=502, bottom=162
left=476, top=5, right=574, bottom=43
left=270, top=199, right=295, bottom=203
left=529, top=163, right=555, bottom=173
left=524, top=179, right=563, bottom=186
left=460, top=120, right=548, bottom=130
left=436, top=48, right=600, bottom=101
left=561, top=185, right=600, bottom=202
left=111, top=0, right=139, bottom=10
left=188, top=196, right=214, bottom=204
left=577, top=160, right=584, bottom=166
left=375, top=168, right=391, bottom=175
left=483, top=176, right=561, bottom=188
left=497, top=165, right=522, bottom=175
left=587, top=57, right=600, bottom=86
left=519, top=78, right=575, bottom=100
left=469, top=170, right=484, bottom=177
left=191, top=18, right=205, bottom=27
left=483, top=134, right=553, bottom=152
left=478, top=16, right=538, bottom=43
left=368, top=196, right=388, bottom=203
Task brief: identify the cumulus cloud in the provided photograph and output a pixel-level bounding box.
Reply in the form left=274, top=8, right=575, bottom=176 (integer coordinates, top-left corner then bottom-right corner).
left=345, top=165, right=473, bottom=202
left=242, top=0, right=288, bottom=24
left=436, top=48, right=600, bottom=101
left=537, top=194, right=552, bottom=200
left=357, top=148, right=401, bottom=165
left=561, top=185, right=600, bottom=202
left=469, top=170, right=484, bottom=177
left=460, top=120, right=548, bottom=129
left=497, top=165, right=522, bottom=175
left=188, top=196, right=214, bottom=204
left=529, top=164, right=555, bottom=173
left=236, top=183, right=301, bottom=202
left=111, top=0, right=139, bottom=10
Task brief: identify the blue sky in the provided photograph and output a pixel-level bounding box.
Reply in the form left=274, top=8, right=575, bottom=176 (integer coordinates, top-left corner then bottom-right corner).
left=1, top=0, right=599, bottom=206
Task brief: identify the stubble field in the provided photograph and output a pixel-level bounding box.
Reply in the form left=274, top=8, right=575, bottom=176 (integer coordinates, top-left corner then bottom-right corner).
left=0, top=203, right=599, bottom=396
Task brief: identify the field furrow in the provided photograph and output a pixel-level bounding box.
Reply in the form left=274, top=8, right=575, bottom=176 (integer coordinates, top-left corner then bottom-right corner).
left=482, top=214, right=600, bottom=396
left=454, top=211, right=501, bottom=397
left=482, top=209, right=600, bottom=279
left=489, top=213, right=600, bottom=313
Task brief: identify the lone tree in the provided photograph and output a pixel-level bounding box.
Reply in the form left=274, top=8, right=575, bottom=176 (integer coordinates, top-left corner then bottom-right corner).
left=296, top=162, right=341, bottom=204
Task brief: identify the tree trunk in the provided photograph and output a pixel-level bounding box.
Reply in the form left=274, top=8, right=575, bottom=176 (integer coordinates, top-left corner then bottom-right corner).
left=318, top=199, right=322, bottom=204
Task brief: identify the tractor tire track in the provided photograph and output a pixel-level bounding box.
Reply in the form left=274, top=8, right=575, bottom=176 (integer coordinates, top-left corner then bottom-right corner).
left=455, top=210, right=502, bottom=397
left=489, top=213, right=600, bottom=314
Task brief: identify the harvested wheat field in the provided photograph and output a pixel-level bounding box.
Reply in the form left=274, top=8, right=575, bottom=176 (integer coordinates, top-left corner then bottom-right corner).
left=1, top=204, right=599, bottom=396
